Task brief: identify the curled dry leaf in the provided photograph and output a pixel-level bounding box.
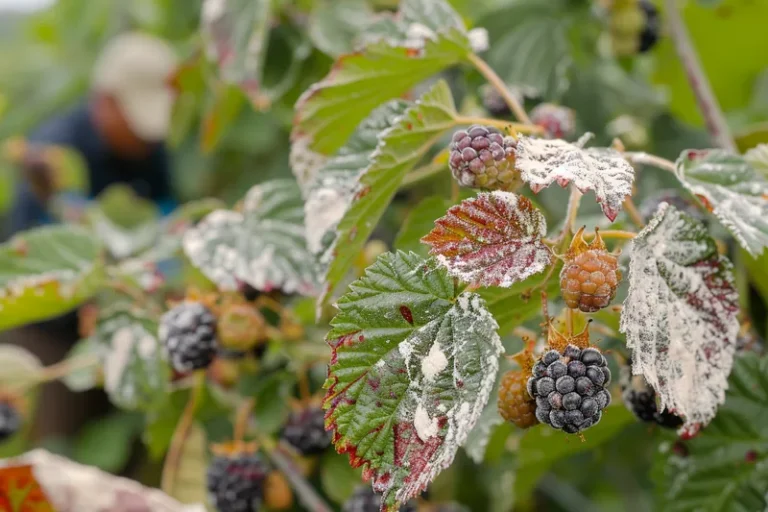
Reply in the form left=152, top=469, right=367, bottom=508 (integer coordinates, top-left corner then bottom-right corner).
left=620, top=203, right=739, bottom=433
left=514, top=136, right=635, bottom=221
left=421, top=192, right=552, bottom=287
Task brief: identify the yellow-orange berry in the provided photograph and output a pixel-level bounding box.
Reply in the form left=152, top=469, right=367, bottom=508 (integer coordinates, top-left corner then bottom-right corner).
left=498, top=370, right=538, bottom=429
left=560, top=249, right=621, bottom=313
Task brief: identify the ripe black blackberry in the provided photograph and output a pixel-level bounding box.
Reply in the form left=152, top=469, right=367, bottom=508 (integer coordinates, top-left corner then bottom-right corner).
left=159, top=301, right=218, bottom=372
left=342, top=486, right=417, bottom=512
left=448, top=125, right=520, bottom=191
left=207, top=451, right=269, bottom=512
left=280, top=406, right=332, bottom=456
left=528, top=345, right=611, bottom=434
left=620, top=365, right=683, bottom=429
left=0, top=400, right=21, bottom=442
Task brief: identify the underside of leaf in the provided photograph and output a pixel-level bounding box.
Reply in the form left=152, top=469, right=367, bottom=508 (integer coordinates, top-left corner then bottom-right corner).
left=514, top=136, right=635, bottom=221
left=421, top=192, right=552, bottom=287
left=620, top=203, right=739, bottom=433
left=324, top=252, right=502, bottom=510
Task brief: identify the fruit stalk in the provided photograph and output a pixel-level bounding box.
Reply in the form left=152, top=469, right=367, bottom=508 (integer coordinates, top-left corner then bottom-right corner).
left=467, top=53, right=533, bottom=125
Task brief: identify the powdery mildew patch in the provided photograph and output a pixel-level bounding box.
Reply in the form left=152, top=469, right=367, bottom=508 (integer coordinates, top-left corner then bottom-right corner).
left=422, top=191, right=552, bottom=288
left=514, top=136, right=635, bottom=221
left=675, top=149, right=768, bottom=257
left=620, top=203, right=739, bottom=433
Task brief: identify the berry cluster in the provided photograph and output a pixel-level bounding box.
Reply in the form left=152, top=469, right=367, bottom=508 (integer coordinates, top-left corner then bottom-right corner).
left=498, top=369, right=537, bottom=429
left=280, top=406, right=332, bottom=456
left=159, top=301, right=218, bottom=372
left=342, top=486, right=417, bottom=512
left=528, top=346, right=612, bottom=434
left=448, top=125, right=520, bottom=191
left=620, top=365, right=683, bottom=429
left=207, top=451, right=270, bottom=512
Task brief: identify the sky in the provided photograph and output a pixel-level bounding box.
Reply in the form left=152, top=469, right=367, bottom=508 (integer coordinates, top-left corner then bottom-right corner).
left=0, top=0, right=54, bottom=11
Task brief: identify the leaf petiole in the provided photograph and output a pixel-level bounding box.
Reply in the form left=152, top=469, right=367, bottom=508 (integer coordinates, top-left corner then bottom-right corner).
left=466, top=53, right=533, bottom=125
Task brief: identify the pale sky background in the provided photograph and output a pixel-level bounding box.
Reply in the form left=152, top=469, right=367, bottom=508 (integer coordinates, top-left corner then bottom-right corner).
left=0, top=0, right=55, bottom=11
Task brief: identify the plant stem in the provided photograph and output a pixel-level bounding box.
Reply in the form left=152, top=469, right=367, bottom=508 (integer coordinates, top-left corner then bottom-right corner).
left=566, top=308, right=574, bottom=337
left=234, top=398, right=255, bottom=443
left=6, top=354, right=101, bottom=394
left=663, top=0, right=736, bottom=152
left=623, top=152, right=676, bottom=173
left=400, top=160, right=446, bottom=188
left=622, top=198, right=645, bottom=229
left=451, top=179, right=460, bottom=202
left=467, top=53, right=533, bottom=125
left=161, top=370, right=205, bottom=493
left=297, top=365, right=311, bottom=401
left=540, top=291, right=550, bottom=337
left=261, top=439, right=334, bottom=512
left=454, top=116, right=543, bottom=135
left=558, top=187, right=583, bottom=252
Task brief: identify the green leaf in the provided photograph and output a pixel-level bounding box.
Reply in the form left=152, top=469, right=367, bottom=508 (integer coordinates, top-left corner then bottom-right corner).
left=86, top=184, right=160, bottom=259
left=304, top=100, right=410, bottom=257
left=479, top=262, right=561, bottom=336
left=321, top=450, right=364, bottom=504
left=292, top=24, right=469, bottom=155
left=201, top=83, right=246, bottom=154
left=394, top=196, right=454, bottom=257
left=318, top=80, right=458, bottom=310
left=620, top=203, right=740, bottom=432
left=61, top=336, right=103, bottom=392
left=308, top=0, right=373, bottom=57
left=477, top=0, right=575, bottom=99
left=246, top=370, right=297, bottom=435
left=0, top=225, right=105, bottom=332
left=164, top=423, right=209, bottom=506
left=515, top=406, right=635, bottom=501
left=0, top=345, right=43, bottom=456
left=73, top=411, right=142, bottom=473
left=652, top=0, right=768, bottom=126
left=654, top=353, right=768, bottom=511
left=675, top=149, right=768, bottom=257
left=184, top=179, right=317, bottom=296
left=98, top=304, right=170, bottom=411
left=201, top=0, right=272, bottom=102
left=324, top=251, right=502, bottom=511
left=745, top=144, right=768, bottom=180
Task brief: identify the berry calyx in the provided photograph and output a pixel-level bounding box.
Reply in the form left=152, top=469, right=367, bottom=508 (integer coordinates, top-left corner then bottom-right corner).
left=159, top=301, right=218, bottom=372
left=280, top=406, right=332, bottom=456
left=448, top=125, right=520, bottom=192
left=560, top=228, right=621, bottom=313
left=207, top=442, right=269, bottom=512
left=620, top=364, right=683, bottom=429
left=528, top=324, right=610, bottom=434
left=530, top=103, right=576, bottom=139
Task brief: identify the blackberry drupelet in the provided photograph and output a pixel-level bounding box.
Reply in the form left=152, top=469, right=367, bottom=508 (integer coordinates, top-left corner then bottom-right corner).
left=159, top=301, right=218, bottom=372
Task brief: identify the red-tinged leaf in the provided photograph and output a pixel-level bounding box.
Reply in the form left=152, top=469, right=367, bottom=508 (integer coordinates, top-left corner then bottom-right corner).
left=324, top=252, right=502, bottom=511
left=0, top=465, right=55, bottom=512
left=514, top=136, right=635, bottom=221
left=421, top=192, right=552, bottom=288
left=620, top=203, right=740, bottom=434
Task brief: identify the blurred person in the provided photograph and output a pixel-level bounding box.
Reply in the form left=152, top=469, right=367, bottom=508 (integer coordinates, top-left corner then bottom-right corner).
left=1, top=32, right=179, bottom=441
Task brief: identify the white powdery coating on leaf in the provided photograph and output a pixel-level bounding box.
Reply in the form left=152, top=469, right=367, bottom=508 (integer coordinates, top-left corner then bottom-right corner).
left=304, top=186, right=351, bottom=255
left=421, top=341, right=448, bottom=383
left=468, top=27, right=489, bottom=53
left=103, top=326, right=136, bottom=400
left=619, top=203, right=739, bottom=431
left=675, top=150, right=768, bottom=257
left=425, top=191, right=552, bottom=288
left=201, top=0, right=226, bottom=23
left=183, top=209, right=243, bottom=290
left=414, top=403, right=439, bottom=441
left=514, top=136, right=635, bottom=221
left=290, top=136, right=328, bottom=195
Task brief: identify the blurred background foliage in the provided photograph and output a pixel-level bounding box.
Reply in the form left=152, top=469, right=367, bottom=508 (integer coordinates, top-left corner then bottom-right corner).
left=1, top=0, right=767, bottom=510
